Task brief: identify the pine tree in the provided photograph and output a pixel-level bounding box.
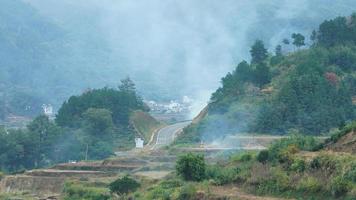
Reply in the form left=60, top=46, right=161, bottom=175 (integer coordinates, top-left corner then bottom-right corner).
left=250, top=40, right=268, bottom=64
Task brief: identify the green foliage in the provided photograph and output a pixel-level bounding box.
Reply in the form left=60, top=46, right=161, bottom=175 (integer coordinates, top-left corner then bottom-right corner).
left=174, top=124, right=202, bottom=145
left=270, top=45, right=284, bottom=65
left=328, top=45, right=356, bottom=71
left=256, top=150, right=269, bottom=163
left=327, top=121, right=356, bottom=144
left=292, top=33, right=305, bottom=48
left=253, top=63, right=271, bottom=87
left=250, top=40, right=268, bottom=64
left=146, top=187, right=172, bottom=200
left=82, top=108, right=114, bottom=136
left=317, top=15, right=356, bottom=47
left=0, top=115, right=64, bottom=171
left=0, top=81, right=148, bottom=171
left=297, top=177, right=322, bottom=193
left=345, top=163, right=356, bottom=183
left=205, top=165, right=240, bottom=185
left=56, top=84, right=145, bottom=128
left=255, top=167, right=291, bottom=194
left=177, top=183, right=197, bottom=200
left=330, top=176, right=352, bottom=197
left=188, top=14, right=356, bottom=140
left=265, top=135, right=319, bottom=166
left=63, top=181, right=110, bottom=200
left=290, top=158, right=306, bottom=172
left=109, top=175, right=140, bottom=195
left=256, top=54, right=354, bottom=134
left=239, top=153, right=253, bottom=162
left=176, top=153, right=206, bottom=182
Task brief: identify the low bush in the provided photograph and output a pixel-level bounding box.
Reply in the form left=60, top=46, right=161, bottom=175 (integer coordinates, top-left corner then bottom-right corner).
left=63, top=181, right=110, bottom=200
left=109, top=175, right=140, bottom=195
left=309, top=157, right=321, bottom=170
left=206, top=165, right=240, bottom=185
left=268, top=135, right=318, bottom=162
left=315, top=154, right=338, bottom=174
left=257, top=150, right=269, bottom=163
left=177, top=183, right=197, bottom=200
left=239, top=153, right=253, bottom=162
left=176, top=153, right=206, bottom=181
left=255, top=167, right=291, bottom=194
left=146, top=186, right=172, bottom=200
left=0, top=172, right=3, bottom=181
left=345, top=163, right=356, bottom=183
left=297, top=177, right=322, bottom=193
left=330, top=176, right=351, bottom=197
left=159, top=179, right=183, bottom=189
left=290, top=158, right=306, bottom=172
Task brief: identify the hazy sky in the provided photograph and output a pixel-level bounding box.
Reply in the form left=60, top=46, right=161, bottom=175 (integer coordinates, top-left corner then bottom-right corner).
left=24, top=0, right=356, bottom=114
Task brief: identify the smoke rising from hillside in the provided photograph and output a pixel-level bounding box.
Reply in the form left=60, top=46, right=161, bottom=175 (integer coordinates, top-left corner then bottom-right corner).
left=25, top=0, right=356, bottom=117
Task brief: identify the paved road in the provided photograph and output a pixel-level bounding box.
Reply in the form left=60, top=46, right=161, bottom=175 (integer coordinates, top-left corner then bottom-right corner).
left=153, top=121, right=191, bottom=149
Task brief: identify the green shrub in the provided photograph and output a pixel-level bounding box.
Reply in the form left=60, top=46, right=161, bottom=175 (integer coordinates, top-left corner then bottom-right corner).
left=314, top=154, right=338, bottom=173
left=330, top=176, right=351, bottom=197
left=206, top=165, right=240, bottom=185
left=290, top=158, right=306, bottom=172
left=146, top=186, right=171, bottom=200
left=0, top=172, right=3, bottom=181
left=277, top=144, right=299, bottom=164
left=240, top=153, right=253, bottom=162
left=159, top=179, right=183, bottom=189
left=268, top=135, right=318, bottom=162
left=297, top=177, right=322, bottom=193
left=345, top=163, right=356, bottom=183
left=109, top=175, right=140, bottom=195
left=176, top=153, right=206, bottom=181
left=309, top=157, right=321, bottom=170
left=257, top=150, right=269, bottom=163
left=64, top=182, right=110, bottom=200
left=255, top=167, right=291, bottom=194
left=177, top=183, right=197, bottom=200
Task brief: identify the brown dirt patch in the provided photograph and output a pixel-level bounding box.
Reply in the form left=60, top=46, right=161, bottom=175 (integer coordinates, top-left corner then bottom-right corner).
left=325, top=130, right=356, bottom=153
left=210, top=185, right=292, bottom=200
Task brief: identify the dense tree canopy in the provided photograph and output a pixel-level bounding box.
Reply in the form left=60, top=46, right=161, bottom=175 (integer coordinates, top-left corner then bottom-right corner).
left=56, top=79, right=146, bottom=128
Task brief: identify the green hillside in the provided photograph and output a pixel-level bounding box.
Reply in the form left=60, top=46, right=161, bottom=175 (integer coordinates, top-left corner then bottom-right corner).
left=177, top=14, right=356, bottom=144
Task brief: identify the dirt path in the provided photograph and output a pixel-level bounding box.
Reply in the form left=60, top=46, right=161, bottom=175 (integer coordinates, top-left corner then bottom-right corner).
left=210, top=185, right=292, bottom=200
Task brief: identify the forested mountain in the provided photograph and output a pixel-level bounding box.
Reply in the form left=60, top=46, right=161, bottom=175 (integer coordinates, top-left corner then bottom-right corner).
left=177, top=14, right=356, bottom=143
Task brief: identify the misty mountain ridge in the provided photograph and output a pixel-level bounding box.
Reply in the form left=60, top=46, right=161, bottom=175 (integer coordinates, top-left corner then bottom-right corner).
left=1, top=0, right=356, bottom=121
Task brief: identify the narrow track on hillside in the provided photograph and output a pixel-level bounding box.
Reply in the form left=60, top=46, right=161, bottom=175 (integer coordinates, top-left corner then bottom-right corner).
left=151, top=121, right=191, bottom=149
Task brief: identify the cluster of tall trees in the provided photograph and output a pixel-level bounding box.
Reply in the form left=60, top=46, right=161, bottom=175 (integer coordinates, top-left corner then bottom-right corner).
left=211, top=40, right=271, bottom=103
left=0, top=116, right=62, bottom=172
left=0, top=78, right=147, bottom=172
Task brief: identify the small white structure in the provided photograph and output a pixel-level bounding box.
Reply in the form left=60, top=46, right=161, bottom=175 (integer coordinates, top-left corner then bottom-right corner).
left=135, top=138, right=144, bottom=148
left=42, top=104, right=53, bottom=116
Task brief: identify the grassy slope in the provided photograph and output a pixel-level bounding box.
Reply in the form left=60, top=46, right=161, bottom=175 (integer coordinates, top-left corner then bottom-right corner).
left=130, top=110, right=163, bottom=143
